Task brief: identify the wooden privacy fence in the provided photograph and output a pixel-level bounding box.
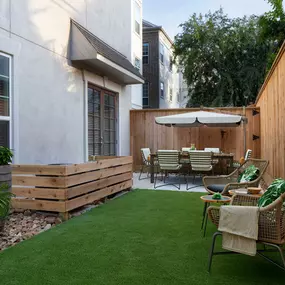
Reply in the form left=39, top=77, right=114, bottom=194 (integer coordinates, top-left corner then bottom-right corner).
left=130, top=107, right=261, bottom=170
left=12, top=156, right=133, bottom=219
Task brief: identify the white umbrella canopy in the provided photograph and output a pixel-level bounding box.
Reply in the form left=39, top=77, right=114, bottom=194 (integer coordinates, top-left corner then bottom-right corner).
left=155, top=111, right=243, bottom=127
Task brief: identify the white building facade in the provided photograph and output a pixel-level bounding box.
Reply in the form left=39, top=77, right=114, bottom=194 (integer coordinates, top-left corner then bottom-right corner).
left=0, top=0, right=143, bottom=164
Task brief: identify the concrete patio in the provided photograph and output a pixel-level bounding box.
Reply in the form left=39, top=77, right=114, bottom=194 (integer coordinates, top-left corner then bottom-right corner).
left=132, top=172, right=207, bottom=192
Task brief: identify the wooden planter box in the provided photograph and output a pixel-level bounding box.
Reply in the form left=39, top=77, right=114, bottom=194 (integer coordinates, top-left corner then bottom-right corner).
left=11, top=156, right=133, bottom=219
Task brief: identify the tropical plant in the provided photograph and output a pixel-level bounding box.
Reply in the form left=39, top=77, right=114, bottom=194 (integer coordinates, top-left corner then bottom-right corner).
left=238, top=165, right=260, bottom=183
left=173, top=8, right=271, bottom=107
left=258, top=178, right=285, bottom=207
left=0, top=147, right=13, bottom=165
left=0, top=183, right=14, bottom=219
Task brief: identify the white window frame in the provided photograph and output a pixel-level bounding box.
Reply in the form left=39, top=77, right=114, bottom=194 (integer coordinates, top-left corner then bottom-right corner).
left=0, top=52, right=12, bottom=149
left=134, top=57, right=141, bottom=71
left=134, top=1, right=141, bottom=36
left=142, top=82, right=149, bottom=107
left=143, top=43, right=149, bottom=64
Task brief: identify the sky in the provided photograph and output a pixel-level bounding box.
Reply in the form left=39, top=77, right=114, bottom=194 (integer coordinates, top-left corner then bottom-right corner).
left=143, top=0, right=272, bottom=39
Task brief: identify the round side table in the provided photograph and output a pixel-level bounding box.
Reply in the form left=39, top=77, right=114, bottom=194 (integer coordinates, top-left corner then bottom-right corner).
left=200, top=195, right=231, bottom=237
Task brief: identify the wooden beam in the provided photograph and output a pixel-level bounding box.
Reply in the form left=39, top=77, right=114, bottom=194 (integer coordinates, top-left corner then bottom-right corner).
left=12, top=199, right=66, bottom=212
left=12, top=187, right=66, bottom=200
left=12, top=165, right=67, bottom=176
left=66, top=180, right=132, bottom=211
left=12, top=175, right=67, bottom=188
left=66, top=164, right=132, bottom=188
left=67, top=172, right=132, bottom=199
left=65, top=156, right=132, bottom=175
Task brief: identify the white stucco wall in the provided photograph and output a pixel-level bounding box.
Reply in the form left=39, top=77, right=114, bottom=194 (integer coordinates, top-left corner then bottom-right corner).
left=0, top=0, right=142, bottom=163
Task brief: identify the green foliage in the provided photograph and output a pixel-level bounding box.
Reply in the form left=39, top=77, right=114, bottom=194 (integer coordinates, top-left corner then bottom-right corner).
left=0, top=147, right=13, bottom=165
left=258, top=178, right=285, bottom=207
left=212, top=193, right=222, bottom=200
left=0, top=183, right=13, bottom=219
left=237, top=165, right=260, bottom=183
left=173, top=8, right=273, bottom=107
left=259, top=0, right=285, bottom=70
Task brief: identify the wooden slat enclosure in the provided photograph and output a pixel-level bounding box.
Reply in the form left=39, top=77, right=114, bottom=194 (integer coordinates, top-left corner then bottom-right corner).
left=256, top=42, right=285, bottom=179
left=130, top=107, right=260, bottom=169
left=12, top=156, right=133, bottom=218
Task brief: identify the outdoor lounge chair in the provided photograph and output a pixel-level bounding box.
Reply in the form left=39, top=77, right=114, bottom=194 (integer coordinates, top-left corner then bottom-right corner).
left=154, top=150, right=182, bottom=189
left=189, top=151, right=213, bottom=183
left=207, top=192, right=285, bottom=272
left=203, top=158, right=269, bottom=195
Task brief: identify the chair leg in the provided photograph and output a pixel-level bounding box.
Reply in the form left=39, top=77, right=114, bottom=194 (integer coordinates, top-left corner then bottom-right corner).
left=257, top=243, right=285, bottom=271
left=139, top=165, right=144, bottom=180
left=192, top=174, right=196, bottom=184
left=208, top=232, right=221, bottom=272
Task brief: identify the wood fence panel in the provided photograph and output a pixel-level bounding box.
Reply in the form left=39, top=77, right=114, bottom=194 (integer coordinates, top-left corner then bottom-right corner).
left=130, top=108, right=260, bottom=169
left=256, top=42, right=285, bottom=179
left=11, top=156, right=133, bottom=218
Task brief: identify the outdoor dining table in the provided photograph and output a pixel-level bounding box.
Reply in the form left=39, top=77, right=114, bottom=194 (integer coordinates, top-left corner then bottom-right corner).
left=149, top=152, right=234, bottom=183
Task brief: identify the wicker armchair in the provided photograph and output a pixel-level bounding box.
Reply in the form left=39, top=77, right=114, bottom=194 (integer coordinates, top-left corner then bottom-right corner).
left=203, top=159, right=269, bottom=195
left=208, top=193, right=285, bottom=271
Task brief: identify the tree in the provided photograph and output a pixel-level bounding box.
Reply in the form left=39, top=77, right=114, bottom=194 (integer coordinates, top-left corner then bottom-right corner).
left=173, top=9, right=271, bottom=107
left=259, top=0, right=285, bottom=70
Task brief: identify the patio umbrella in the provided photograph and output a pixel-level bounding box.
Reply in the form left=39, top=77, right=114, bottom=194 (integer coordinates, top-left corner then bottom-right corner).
left=155, top=110, right=247, bottom=154
left=155, top=111, right=243, bottom=127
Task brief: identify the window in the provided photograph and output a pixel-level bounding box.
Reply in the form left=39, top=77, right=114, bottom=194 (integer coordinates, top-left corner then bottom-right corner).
left=169, top=88, right=173, bottom=102
left=134, top=1, right=141, bottom=35
left=160, top=43, right=164, bottom=63
left=143, top=43, right=149, bottom=64
left=0, top=53, right=11, bottom=148
left=169, top=56, right=173, bottom=72
left=142, top=82, right=149, bottom=107
left=88, top=85, right=117, bottom=157
left=134, top=57, right=141, bottom=71
left=160, top=82, right=164, bottom=99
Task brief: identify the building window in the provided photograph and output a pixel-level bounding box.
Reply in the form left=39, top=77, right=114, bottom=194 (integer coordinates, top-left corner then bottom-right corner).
left=169, top=56, right=173, bottom=72
left=142, top=82, right=149, bottom=107
left=169, top=88, right=173, bottom=102
left=0, top=53, right=11, bottom=148
left=134, top=1, right=141, bottom=35
left=160, top=82, right=164, bottom=99
left=160, top=43, right=164, bottom=64
left=143, top=43, right=149, bottom=64
left=134, top=57, right=141, bottom=71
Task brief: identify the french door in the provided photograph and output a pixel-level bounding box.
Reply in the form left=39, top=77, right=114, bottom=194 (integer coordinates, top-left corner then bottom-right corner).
left=88, top=85, right=117, bottom=157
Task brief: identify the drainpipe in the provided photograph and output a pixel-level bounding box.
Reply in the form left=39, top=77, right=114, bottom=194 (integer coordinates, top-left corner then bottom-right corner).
left=82, top=70, right=87, bottom=162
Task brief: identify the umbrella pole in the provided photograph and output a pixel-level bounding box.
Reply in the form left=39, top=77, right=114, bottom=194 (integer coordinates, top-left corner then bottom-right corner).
left=243, top=106, right=247, bottom=156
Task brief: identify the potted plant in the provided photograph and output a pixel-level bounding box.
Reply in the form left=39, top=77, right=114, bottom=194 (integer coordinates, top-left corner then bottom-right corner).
left=0, top=183, right=14, bottom=232
left=0, top=147, right=13, bottom=189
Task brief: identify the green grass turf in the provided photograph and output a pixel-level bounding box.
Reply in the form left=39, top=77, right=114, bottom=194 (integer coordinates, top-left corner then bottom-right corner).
left=0, top=190, right=284, bottom=284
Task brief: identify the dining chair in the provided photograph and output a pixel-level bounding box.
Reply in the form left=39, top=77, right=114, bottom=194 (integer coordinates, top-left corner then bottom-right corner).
left=155, top=150, right=182, bottom=189
left=139, top=148, right=153, bottom=180
left=189, top=151, right=213, bottom=183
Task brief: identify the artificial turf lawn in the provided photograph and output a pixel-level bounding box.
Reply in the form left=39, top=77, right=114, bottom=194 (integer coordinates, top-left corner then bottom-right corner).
left=0, top=190, right=284, bottom=284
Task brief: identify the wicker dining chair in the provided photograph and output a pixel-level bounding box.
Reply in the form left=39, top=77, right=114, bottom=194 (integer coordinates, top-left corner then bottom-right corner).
left=203, top=159, right=269, bottom=195
left=154, top=150, right=182, bottom=189
left=208, top=192, right=285, bottom=272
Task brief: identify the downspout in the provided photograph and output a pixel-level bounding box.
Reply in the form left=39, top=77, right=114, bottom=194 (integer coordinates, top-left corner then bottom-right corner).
left=82, top=69, right=87, bottom=162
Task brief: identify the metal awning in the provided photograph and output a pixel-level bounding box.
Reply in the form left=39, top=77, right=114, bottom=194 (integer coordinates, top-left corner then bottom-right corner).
left=155, top=111, right=243, bottom=127
left=69, top=20, right=144, bottom=85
